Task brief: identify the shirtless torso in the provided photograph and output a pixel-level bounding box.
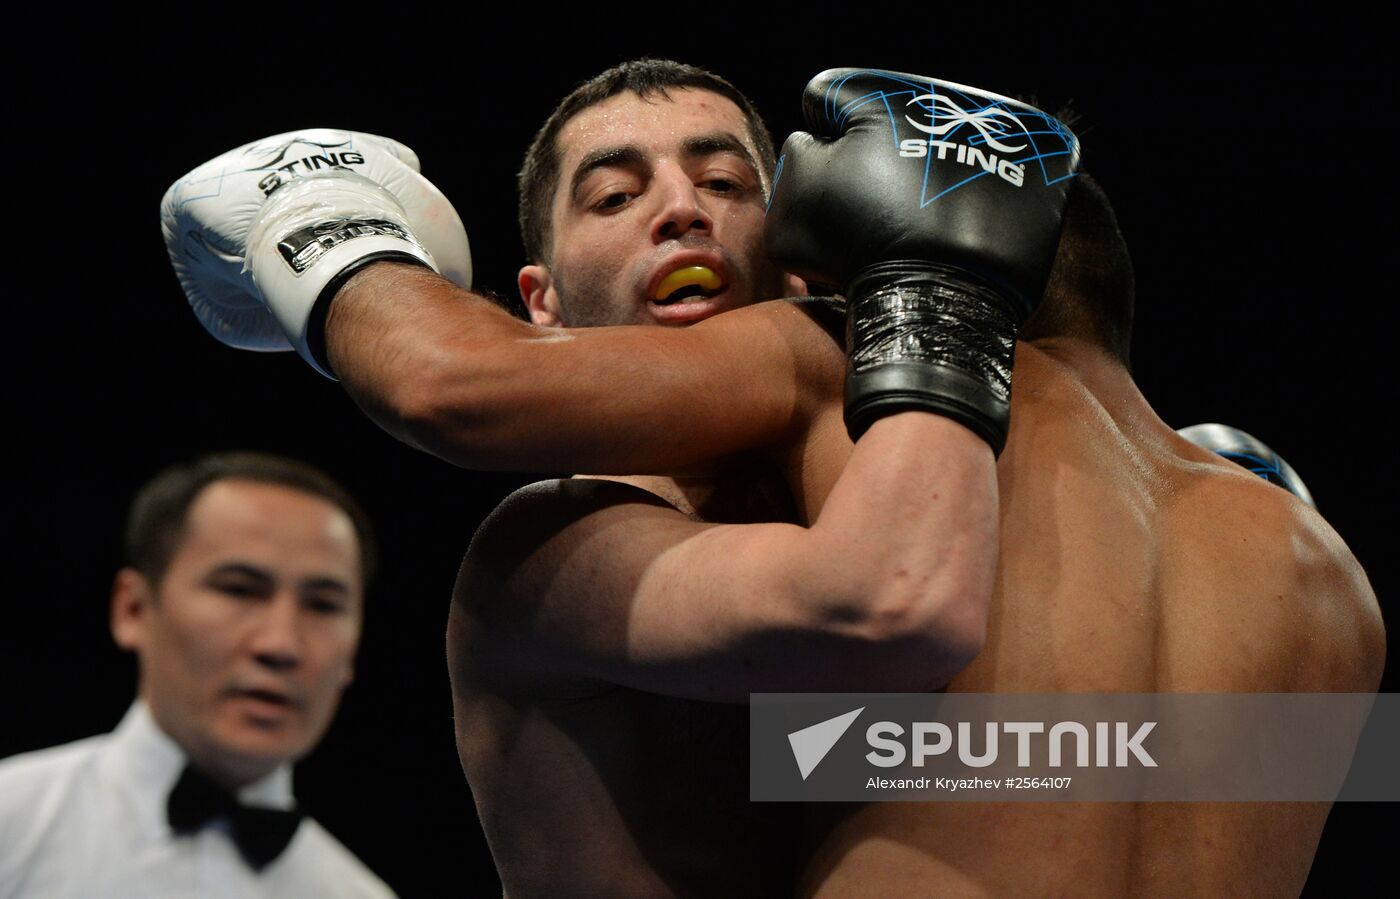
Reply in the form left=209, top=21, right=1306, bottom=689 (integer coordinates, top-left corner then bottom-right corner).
left=449, top=470, right=804, bottom=898
left=800, top=339, right=1384, bottom=899
left=445, top=302, right=849, bottom=898
left=447, top=323, right=1381, bottom=898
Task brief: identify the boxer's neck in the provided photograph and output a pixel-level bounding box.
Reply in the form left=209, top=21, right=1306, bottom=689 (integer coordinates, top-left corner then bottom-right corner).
left=1014, top=337, right=1168, bottom=442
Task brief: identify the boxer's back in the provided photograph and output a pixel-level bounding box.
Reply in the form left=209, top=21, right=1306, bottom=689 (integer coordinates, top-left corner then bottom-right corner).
left=799, top=338, right=1384, bottom=899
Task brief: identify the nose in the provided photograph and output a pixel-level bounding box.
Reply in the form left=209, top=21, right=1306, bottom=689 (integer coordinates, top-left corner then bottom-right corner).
left=248, top=593, right=304, bottom=672
left=650, top=165, right=713, bottom=243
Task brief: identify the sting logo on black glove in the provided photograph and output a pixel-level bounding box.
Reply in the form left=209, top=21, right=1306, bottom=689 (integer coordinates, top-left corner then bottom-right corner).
left=896, top=90, right=1076, bottom=195
left=767, top=69, right=1080, bottom=453
left=905, top=94, right=1027, bottom=149
left=901, top=94, right=1032, bottom=187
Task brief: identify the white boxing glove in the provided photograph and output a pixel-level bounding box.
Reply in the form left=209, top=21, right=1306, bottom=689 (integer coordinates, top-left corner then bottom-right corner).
left=160, top=129, right=472, bottom=377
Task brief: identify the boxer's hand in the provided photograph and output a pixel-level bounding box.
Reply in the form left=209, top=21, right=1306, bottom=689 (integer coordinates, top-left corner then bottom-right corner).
left=766, top=69, right=1080, bottom=451
left=160, top=130, right=472, bottom=377
left=1178, top=423, right=1316, bottom=507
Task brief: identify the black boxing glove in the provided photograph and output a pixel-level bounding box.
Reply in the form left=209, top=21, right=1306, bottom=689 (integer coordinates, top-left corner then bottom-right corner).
left=766, top=69, right=1080, bottom=453
left=1177, top=423, right=1316, bottom=507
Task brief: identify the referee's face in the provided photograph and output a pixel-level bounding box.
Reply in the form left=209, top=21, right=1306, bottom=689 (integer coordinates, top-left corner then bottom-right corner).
left=112, top=479, right=362, bottom=787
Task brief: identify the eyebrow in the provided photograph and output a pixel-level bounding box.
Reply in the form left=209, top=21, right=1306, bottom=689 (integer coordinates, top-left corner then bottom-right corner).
left=298, top=577, right=352, bottom=597
left=207, top=562, right=274, bottom=585
left=206, top=562, right=351, bottom=596
left=569, top=146, right=647, bottom=202
left=682, top=133, right=761, bottom=179
left=567, top=131, right=763, bottom=203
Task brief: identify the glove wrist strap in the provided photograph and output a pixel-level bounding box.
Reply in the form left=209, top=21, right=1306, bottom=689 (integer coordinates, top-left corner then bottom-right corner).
left=844, top=262, right=1022, bottom=454
left=248, top=172, right=438, bottom=379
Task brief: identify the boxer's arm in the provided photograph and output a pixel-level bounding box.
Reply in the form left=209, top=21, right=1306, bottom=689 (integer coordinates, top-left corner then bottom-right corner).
left=452, top=411, right=996, bottom=703
left=327, top=262, right=831, bottom=475
left=163, top=131, right=824, bottom=476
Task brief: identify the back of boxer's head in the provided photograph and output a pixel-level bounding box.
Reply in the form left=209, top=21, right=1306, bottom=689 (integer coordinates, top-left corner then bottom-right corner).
left=123, top=451, right=377, bottom=590
left=518, top=58, right=776, bottom=266
left=1021, top=170, right=1135, bottom=366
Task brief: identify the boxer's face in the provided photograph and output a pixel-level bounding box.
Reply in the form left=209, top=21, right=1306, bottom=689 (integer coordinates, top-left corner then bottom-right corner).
left=520, top=88, right=797, bottom=327
left=112, top=480, right=362, bottom=787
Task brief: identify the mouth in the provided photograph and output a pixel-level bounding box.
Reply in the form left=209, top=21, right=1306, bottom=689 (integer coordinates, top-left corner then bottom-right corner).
left=243, top=688, right=291, bottom=704
left=646, top=262, right=733, bottom=324
left=231, top=687, right=299, bottom=719
left=651, top=265, right=725, bottom=305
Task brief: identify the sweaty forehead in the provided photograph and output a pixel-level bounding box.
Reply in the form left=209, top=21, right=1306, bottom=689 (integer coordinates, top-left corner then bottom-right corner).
left=555, top=88, right=756, bottom=177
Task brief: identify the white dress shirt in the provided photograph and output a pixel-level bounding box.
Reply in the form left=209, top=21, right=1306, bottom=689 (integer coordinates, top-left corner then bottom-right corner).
left=0, top=702, right=396, bottom=899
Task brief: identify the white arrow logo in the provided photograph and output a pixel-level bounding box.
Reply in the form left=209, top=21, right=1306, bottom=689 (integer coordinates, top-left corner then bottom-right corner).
left=905, top=94, right=1027, bottom=153
left=788, top=707, right=865, bottom=780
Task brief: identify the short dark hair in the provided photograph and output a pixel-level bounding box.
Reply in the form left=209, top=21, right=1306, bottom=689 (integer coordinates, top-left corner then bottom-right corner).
left=517, top=58, right=777, bottom=265
left=123, top=451, right=377, bottom=588
left=1021, top=170, right=1136, bottom=365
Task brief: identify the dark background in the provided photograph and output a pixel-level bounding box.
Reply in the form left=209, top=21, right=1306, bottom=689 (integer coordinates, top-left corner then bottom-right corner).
left=5, top=13, right=1393, bottom=897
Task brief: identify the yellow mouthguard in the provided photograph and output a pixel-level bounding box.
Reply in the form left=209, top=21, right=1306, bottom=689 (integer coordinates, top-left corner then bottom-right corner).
left=654, top=266, right=722, bottom=301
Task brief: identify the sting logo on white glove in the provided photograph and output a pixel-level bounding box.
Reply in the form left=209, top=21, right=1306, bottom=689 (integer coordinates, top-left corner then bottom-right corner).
left=161, top=129, right=472, bottom=378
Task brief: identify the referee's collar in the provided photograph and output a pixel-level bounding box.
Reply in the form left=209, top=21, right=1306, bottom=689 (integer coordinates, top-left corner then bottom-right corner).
left=101, top=701, right=296, bottom=840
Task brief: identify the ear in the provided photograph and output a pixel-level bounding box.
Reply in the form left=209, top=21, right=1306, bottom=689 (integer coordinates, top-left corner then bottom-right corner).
left=519, top=264, right=564, bottom=327
left=782, top=273, right=809, bottom=298
left=111, top=568, right=154, bottom=652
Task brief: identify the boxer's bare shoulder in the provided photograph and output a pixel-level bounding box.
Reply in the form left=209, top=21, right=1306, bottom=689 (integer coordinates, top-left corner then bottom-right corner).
left=973, top=339, right=1382, bottom=694
left=1158, top=450, right=1383, bottom=693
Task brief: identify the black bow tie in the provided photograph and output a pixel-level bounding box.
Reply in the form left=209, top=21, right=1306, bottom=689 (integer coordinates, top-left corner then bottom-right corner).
left=166, top=763, right=303, bottom=871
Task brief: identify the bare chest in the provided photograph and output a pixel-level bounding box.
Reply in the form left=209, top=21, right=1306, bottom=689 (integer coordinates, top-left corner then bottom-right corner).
left=468, top=685, right=798, bottom=897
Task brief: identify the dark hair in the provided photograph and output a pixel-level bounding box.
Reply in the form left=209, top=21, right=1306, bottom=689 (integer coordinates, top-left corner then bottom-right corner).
left=123, top=451, right=377, bottom=588
left=517, top=58, right=777, bottom=265
left=1021, top=170, right=1136, bottom=365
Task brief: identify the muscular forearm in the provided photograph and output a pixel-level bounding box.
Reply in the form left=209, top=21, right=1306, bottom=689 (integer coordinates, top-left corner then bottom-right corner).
left=326, top=262, right=820, bottom=474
